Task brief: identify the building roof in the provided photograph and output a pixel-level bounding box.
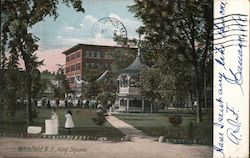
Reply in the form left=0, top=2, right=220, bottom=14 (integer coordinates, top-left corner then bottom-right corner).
left=120, top=48, right=147, bottom=74
left=62, top=43, right=136, bottom=55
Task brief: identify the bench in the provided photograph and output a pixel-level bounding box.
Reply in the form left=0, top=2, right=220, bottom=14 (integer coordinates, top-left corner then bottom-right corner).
left=27, top=126, right=42, bottom=134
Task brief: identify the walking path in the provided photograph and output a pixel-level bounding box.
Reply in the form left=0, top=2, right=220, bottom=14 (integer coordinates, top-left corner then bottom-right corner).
left=0, top=115, right=213, bottom=158
left=106, top=115, right=154, bottom=142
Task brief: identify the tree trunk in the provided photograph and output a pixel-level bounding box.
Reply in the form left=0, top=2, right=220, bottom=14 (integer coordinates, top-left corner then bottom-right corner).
left=26, top=69, right=32, bottom=126
left=0, top=69, right=4, bottom=128
left=203, top=72, right=207, bottom=112
left=194, top=69, right=202, bottom=122
left=195, top=86, right=202, bottom=122
left=150, top=103, right=153, bottom=114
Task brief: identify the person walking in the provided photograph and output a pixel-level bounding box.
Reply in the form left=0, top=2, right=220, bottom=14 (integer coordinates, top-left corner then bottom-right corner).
left=64, top=109, right=75, bottom=135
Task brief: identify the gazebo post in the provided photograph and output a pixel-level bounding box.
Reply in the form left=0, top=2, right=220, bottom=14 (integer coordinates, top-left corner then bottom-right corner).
left=126, top=99, right=129, bottom=112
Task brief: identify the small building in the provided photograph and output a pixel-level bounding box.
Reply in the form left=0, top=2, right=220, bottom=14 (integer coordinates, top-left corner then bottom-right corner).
left=117, top=47, right=148, bottom=112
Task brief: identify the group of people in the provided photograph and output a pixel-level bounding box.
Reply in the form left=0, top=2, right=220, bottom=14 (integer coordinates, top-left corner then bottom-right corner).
left=50, top=109, right=75, bottom=135
left=37, top=98, right=101, bottom=109
left=38, top=98, right=77, bottom=109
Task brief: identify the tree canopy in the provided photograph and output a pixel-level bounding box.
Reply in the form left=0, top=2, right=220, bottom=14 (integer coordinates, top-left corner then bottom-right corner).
left=106, top=48, right=137, bottom=72
left=1, top=0, right=85, bottom=125
left=1, top=0, right=84, bottom=70
left=129, top=0, right=213, bottom=122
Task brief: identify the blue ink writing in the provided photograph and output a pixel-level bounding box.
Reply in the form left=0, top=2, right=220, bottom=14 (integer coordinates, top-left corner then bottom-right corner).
left=214, top=0, right=248, bottom=156
left=222, top=34, right=245, bottom=94
left=217, top=97, right=224, bottom=124
left=214, top=2, right=228, bottom=37
left=226, top=104, right=241, bottom=145
left=213, top=132, right=225, bottom=157
left=214, top=45, right=226, bottom=70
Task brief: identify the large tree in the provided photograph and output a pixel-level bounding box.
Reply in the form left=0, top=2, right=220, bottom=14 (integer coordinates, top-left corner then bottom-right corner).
left=1, top=0, right=84, bottom=125
left=2, top=61, right=20, bottom=120
left=106, top=48, right=137, bottom=73
left=129, top=0, right=213, bottom=122
left=53, top=65, right=70, bottom=98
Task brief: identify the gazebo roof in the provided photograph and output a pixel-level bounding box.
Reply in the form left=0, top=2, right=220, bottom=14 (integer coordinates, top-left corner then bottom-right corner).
left=120, top=48, right=147, bottom=74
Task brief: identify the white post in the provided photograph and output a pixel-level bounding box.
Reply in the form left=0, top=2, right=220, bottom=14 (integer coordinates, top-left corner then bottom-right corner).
left=126, top=99, right=129, bottom=112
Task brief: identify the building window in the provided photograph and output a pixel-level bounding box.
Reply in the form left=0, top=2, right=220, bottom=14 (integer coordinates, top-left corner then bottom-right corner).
left=76, top=52, right=81, bottom=58
left=91, top=51, right=95, bottom=57
left=90, top=62, right=95, bottom=68
left=120, top=99, right=127, bottom=107
left=105, top=53, right=111, bottom=58
left=96, top=51, right=100, bottom=58
left=130, top=75, right=138, bottom=87
left=120, top=75, right=128, bottom=87
left=66, top=56, right=70, bottom=62
left=71, top=65, right=75, bottom=71
left=71, top=54, right=76, bottom=60
left=76, top=63, right=80, bottom=70
left=85, top=63, right=89, bottom=68
left=85, top=51, right=89, bottom=57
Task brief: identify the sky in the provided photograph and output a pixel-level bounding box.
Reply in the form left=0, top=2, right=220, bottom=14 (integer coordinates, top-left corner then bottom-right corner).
left=27, top=0, right=142, bottom=72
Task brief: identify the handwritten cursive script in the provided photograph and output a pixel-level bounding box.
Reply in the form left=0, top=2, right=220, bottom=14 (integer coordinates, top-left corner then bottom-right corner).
left=226, top=104, right=241, bottom=145
left=213, top=1, right=248, bottom=157
left=221, top=30, right=246, bottom=94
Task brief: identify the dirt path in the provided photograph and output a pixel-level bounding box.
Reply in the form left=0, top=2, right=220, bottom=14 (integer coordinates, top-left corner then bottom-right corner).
left=0, top=115, right=212, bottom=158
left=0, top=137, right=212, bottom=158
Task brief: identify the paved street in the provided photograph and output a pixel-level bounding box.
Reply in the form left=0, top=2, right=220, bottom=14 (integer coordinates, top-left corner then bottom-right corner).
left=0, top=115, right=212, bottom=158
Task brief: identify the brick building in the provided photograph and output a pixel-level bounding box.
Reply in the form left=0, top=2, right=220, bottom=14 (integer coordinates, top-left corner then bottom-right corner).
left=62, top=44, right=124, bottom=90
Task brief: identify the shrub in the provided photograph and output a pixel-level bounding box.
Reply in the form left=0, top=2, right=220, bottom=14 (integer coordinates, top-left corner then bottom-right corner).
left=32, top=108, right=38, bottom=119
left=92, top=108, right=107, bottom=126
left=164, top=126, right=185, bottom=139
left=168, top=115, right=183, bottom=126
left=187, top=121, right=194, bottom=139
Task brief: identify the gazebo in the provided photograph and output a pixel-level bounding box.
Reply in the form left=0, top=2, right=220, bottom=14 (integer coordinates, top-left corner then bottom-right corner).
left=117, top=47, right=147, bottom=112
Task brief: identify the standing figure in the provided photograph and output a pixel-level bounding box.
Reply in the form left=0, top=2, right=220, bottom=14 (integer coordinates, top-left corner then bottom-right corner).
left=82, top=99, right=87, bottom=109
left=86, top=100, right=89, bottom=109
left=46, top=99, right=51, bottom=109
left=51, top=109, right=59, bottom=134
left=65, top=99, right=68, bottom=109
left=64, top=109, right=75, bottom=135
left=59, top=98, right=66, bottom=108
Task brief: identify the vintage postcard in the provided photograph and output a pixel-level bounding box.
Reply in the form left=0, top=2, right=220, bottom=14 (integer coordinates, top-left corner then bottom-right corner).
left=0, top=0, right=249, bottom=158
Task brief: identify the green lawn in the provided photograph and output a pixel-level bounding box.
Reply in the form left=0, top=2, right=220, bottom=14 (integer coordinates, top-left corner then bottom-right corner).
left=114, top=112, right=212, bottom=144
left=0, top=108, right=124, bottom=138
